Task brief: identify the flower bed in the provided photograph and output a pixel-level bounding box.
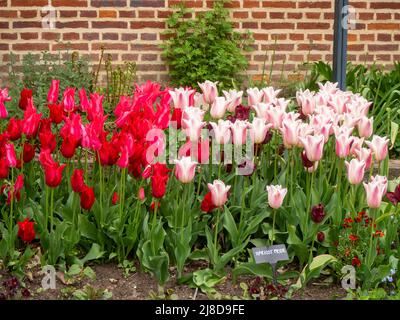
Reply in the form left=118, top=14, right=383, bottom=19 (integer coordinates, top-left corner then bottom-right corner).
left=0, top=80, right=399, bottom=299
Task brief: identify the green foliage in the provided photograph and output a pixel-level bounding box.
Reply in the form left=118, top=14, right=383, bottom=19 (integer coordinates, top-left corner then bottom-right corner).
left=161, top=0, right=253, bottom=90
left=296, top=61, right=400, bottom=156
left=7, top=50, right=93, bottom=116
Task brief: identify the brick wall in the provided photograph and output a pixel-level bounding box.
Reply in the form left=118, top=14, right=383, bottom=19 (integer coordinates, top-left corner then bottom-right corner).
left=0, top=0, right=399, bottom=87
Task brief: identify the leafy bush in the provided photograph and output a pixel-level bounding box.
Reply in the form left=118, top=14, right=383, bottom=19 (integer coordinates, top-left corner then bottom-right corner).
left=7, top=50, right=93, bottom=116
left=296, top=61, right=400, bottom=156
left=161, top=0, right=254, bottom=90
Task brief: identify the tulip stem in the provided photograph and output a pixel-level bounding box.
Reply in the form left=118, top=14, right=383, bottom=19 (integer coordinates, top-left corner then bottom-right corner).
left=214, top=208, right=221, bottom=260
left=274, top=134, right=278, bottom=183
left=271, top=209, right=277, bottom=246
left=196, top=168, right=203, bottom=199
left=9, top=168, right=14, bottom=232
left=367, top=208, right=377, bottom=268
left=98, top=152, right=104, bottom=226
left=308, top=235, right=316, bottom=263
left=50, top=187, right=54, bottom=231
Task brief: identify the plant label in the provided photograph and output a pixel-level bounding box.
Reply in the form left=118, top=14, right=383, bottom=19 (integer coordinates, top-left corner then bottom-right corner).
left=252, top=244, right=289, bottom=265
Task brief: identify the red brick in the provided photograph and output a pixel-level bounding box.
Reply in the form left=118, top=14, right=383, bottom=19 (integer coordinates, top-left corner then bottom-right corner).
left=64, top=32, right=80, bottom=40
left=289, top=34, right=304, bottom=40
left=233, top=12, right=248, bottom=19
left=53, top=43, right=89, bottom=50
left=395, top=34, right=400, bottom=41
left=0, top=10, right=18, bottom=18
left=270, top=12, right=284, bottom=19
left=60, top=10, right=78, bottom=18
left=0, top=44, right=9, bottom=50
left=368, top=23, right=399, bottom=30
left=92, top=43, right=128, bottom=50
left=11, top=0, right=47, bottom=5
left=13, top=21, right=41, bottom=28
left=359, top=13, right=374, bottom=20
left=92, top=21, right=127, bottom=28
left=52, top=0, right=88, bottom=6
left=121, top=33, right=138, bottom=41
left=243, top=0, right=260, bottom=8
left=253, top=33, right=268, bottom=41
left=298, top=1, right=331, bottom=9
left=103, top=33, right=119, bottom=40
left=377, top=34, right=391, bottom=41
left=376, top=55, right=391, bottom=61
left=121, top=54, right=139, bottom=60
left=141, top=33, right=157, bottom=40
left=12, top=43, right=49, bottom=51
left=139, top=10, right=155, bottom=18
left=297, top=22, right=330, bottom=29
left=136, top=64, right=166, bottom=71
left=271, top=33, right=287, bottom=40
left=242, top=22, right=258, bottom=29
left=261, top=23, right=294, bottom=30
left=56, top=21, right=89, bottom=28
left=91, top=0, right=126, bottom=7
left=81, top=10, right=97, bottom=18
left=83, top=33, right=99, bottom=41
left=348, top=44, right=364, bottom=51
left=120, top=10, right=136, bottom=18
left=131, top=0, right=165, bottom=7
left=360, top=34, right=374, bottom=41
left=42, top=32, right=61, bottom=40
left=307, top=34, right=322, bottom=41
left=287, top=13, right=302, bottom=19
left=371, top=2, right=400, bottom=9
left=131, top=44, right=161, bottom=51
left=368, top=44, right=399, bottom=51
left=305, top=12, right=320, bottom=19
left=297, top=44, right=330, bottom=51
left=1, top=33, right=17, bottom=40
left=262, top=1, right=296, bottom=8
left=21, top=32, right=38, bottom=40
left=130, top=21, right=165, bottom=28
left=169, top=0, right=202, bottom=7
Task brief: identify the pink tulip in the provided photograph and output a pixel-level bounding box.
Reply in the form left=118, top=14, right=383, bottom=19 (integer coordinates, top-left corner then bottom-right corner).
left=357, top=116, right=373, bottom=138
left=209, top=120, right=231, bottom=145
left=0, top=88, right=12, bottom=119
left=223, top=89, right=243, bottom=112
left=349, top=137, right=364, bottom=157
left=371, top=175, right=388, bottom=194
left=266, top=185, right=287, bottom=209
left=296, top=123, right=313, bottom=147
left=365, top=135, right=389, bottom=163
left=62, top=87, right=76, bottom=113
left=79, top=88, right=90, bottom=112
left=335, top=133, right=353, bottom=158
left=210, top=97, right=227, bottom=119
left=181, top=106, right=205, bottom=128
left=198, top=80, right=218, bottom=105
left=345, top=159, right=366, bottom=185
left=305, top=161, right=319, bottom=173
left=207, top=180, right=231, bottom=207
left=138, top=187, right=145, bottom=201
left=247, top=87, right=263, bottom=106
left=230, top=120, right=249, bottom=146
left=274, top=98, right=289, bottom=110
left=174, top=156, right=197, bottom=183
left=261, top=87, right=281, bottom=104
left=47, top=79, right=60, bottom=104
left=328, top=93, right=348, bottom=114
left=298, top=134, right=324, bottom=162
left=193, top=92, right=205, bottom=109
left=250, top=117, right=273, bottom=144
left=280, top=118, right=300, bottom=148
left=182, top=117, right=205, bottom=142
left=251, top=103, right=270, bottom=120
left=169, top=87, right=195, bottom=109
left=4, top=143, right=17, bottom=167
left=363, top=175, right=387, bottom=208
left=265, top=106, right=285, bottom=129
left=296, top=89, right=315, bottom=116
left=318, top=81, right=339, bottom=95
left=355, top=147, right=373, bottom=170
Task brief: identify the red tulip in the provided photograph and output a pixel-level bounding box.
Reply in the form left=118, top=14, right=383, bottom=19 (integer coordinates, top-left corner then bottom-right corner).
left=138, top=187, right=145, bottom=201
left=0, top=88, right=12, bottom=119
left=80, top=185, right=95, bottom=210
left=17, top=218, right=36, bottom=243
left=4, top=143, right=17, bottom=167
left=19, top=88, right=32, bottom=111
left=48, top=104, right=63, bottom=124
left=22, top=142, right=36, bottom=163
left=7, top=118, right=22, bottom=141
left=47, top=80, right=60, bottom=104
left=151, top=174, right=168, bottom=198
left=0, top=158, right=9, bottom=179
left=39, top=130, right=57, bottom=153
left=44, top=163, right=66, bottom=188
left=62, top=87, right=76, bottom=113
left=79, top=88, right=90, bottom=112
left=71, top=169, right=85, bottom=193
left=22, top=103, right=42, bottom=139
left=201, top=191, right=216, bottom=213
left=60, top=135, right=77, bottom=159
left=112, top=192, right=119, bottom=205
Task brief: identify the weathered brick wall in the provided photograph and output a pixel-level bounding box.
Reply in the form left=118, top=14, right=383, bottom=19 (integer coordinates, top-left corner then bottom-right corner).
left=0, top=0, right=399, bottom=87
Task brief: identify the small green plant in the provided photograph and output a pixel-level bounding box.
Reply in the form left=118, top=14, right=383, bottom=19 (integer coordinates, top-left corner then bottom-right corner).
left=72, top=284, right=112, bottom=300
left=118, top=259, right=136, bottom=278
left=161, top=0, right=253, bottom=90
left=7, top=49, right=93, bottom=116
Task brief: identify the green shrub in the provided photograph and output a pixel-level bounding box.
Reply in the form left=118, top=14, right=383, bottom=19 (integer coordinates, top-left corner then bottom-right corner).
left=161, top=0, right=254, bottom=90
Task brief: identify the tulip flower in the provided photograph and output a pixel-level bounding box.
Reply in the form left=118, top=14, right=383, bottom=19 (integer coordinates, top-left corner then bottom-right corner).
left=80, top=185, right=95, bottom=210
left=349, top=137, right=364, bottom=157
left=318, top=81, right=339, bottom=94
left=261, top=87, right=281, bottom=104
left=246, top=87, right=263, bottom=106
left=231, top=120, right=249, bottom=146
left=201, top=191, right=216, bottom=212
left=266, top=185, right=287, bottom=209
left=386, top=184, right=400, bottom=206
left=22, top=142, right=36, bottom=163
left=207, top=180, right=231, bottom=207
left=209, top=120, right=231, bottom=145
left=169, top=87, right=195, bottom=109
left=355, top=147, right=373, bottom=170
left=60, top=135, right=78, bottom=159
left=365, top=135, right=389, bottom=163
left=296, top=89, right=315, bottom=116
left=0, top=158, right=9, bottom=179
left=345, top=159, right=366, bottom=185
left=71, top=169, right=85, bottom=193
left=79, top=88, right=90, bottom=112
left=181, top=107, right=205, bottom=126
left=174, top=156, right=197, bottom=183
left=198, top=80, right=218, bottom=105
left=329, top=93, right=348, bottom=115
left=311, top=203, right=325, bottom=223
left=48, top=104, right=63, bottom=124
left=222, top=89, right=243, bottom=112
left=112, top=192, right=119, bottom=205
left=151, top=174, right=169, bottom=198
left=193, top=92, right=205, bottom=109
left=138, top=187, right=145, bottom=201
left=182, top=117, right=205, bottom=142
left=4, top=143, right=17, bottom=167
left=210, top=97, right=228, bottom=119
left=0, top=88, right=12, bottom=119
left=22, top=105, right=42, bottom=139
left=370, top=175, right=388, bottom=194
left=298, top=134, right=324, bottom=162
left=280, top=118, right=300, bottom=148
left=250, top=117, right=273, bottom=145
left=18, top=88, right=32, bottom=111
left=17, top=218, right=36, bottom=243
left=44, top=163, right=66, bottom=188
left=265, top=106, right=285, bottom=129
left=357, top=116, right=373, bottom=138
left=335, top=133, right=353, bottom=158
left=7, top=118, right=22, bottom=141
left=363, top=176, right=387, bottom=208
left=47, top=80, right=60, bottom=104
left=251, top=103, right=270, bottom=120
left=62, top=87, right=76, bottom=113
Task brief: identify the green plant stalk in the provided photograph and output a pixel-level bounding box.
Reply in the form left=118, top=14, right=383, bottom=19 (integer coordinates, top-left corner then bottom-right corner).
left=214, top=207, right=221, bottom=263
left=50, top=187, right=54, bottom=232
left=8, top=168, right=14, bottom=232
left=268, top=37, right=277, bottom=86
left=335, top=159, right=344, bottom=225
left=274, top=133, right=279, bottom=183
left=238, top=176, right=247, bottom=240
left=196, top=168, right=203, bottom=199
left=367, top=208, right=377, bottom=268
left=271, top=209, right=277, bottom=246
left=98, top=152, right=104, bottom=226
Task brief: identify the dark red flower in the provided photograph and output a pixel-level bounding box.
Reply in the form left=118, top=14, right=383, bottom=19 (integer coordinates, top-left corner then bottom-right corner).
left=39, top=130, right=57, bottom=153
left=22, top=142, right=36, bottom=163
left=150, top=201, right=161, bottom=211
left=311, top=203, right=325, bottom=223
left=17, top=218, right=35, bottom=243
left=151, top=174, right=168, bottom=198
left=301, top=150, right=314, bottom=168
left=60, top=135, right=77, bottom=159
left=80, top=185, right=95, bottom=210
left=48, top=104, right=64, bottom=124
left=386, top=184, right=400, bottom=206
left=7, top=118, right=22, bottom=141
left=71, top=169, right=85, bottom=193
left=0, top=158, right=9, bottom=179
left=351, top=256, right=361, bottom=267
left=374, top=230, right=384, bottom=238
left=317, top=231, right=325, bottom=242
left=201, top=191, right=216, bottom=213
left=171, top=108, right=183, bottom=129
left=19, top=88, right=32, bottom=111
left=234, top=105, right=250, bottom=121
left=112, top=192, right=119, bottom=205
left=47, top=79, right=60, bottom=104
left=343, top=217, right=353, bottom=228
